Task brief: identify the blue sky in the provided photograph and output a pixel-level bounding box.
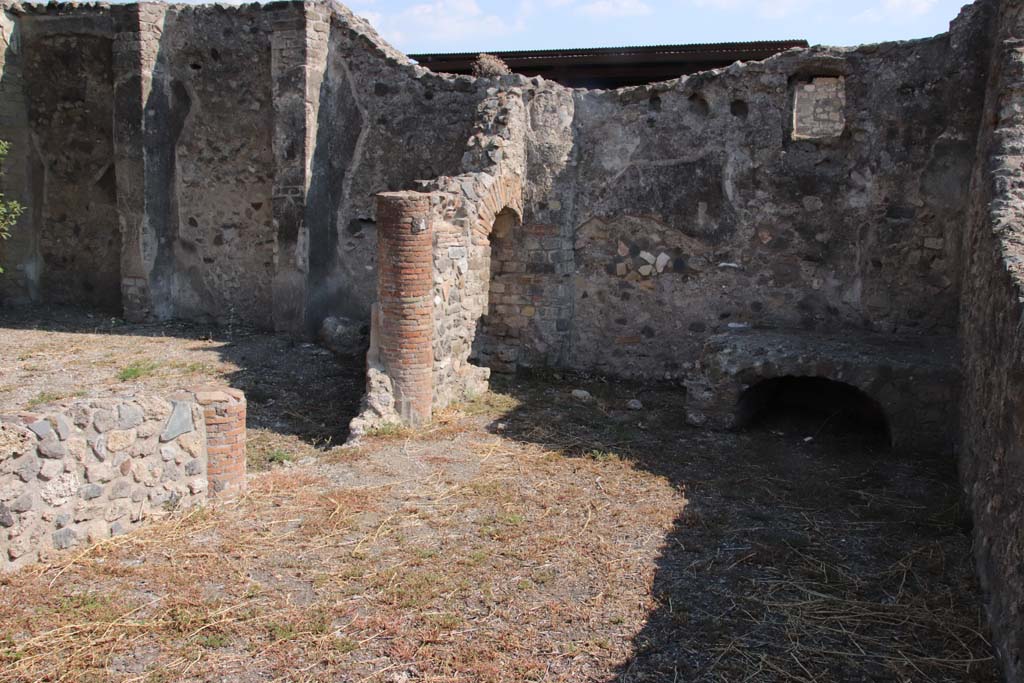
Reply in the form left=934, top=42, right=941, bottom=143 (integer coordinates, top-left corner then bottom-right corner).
left=350, top=0, right=972, bottom=54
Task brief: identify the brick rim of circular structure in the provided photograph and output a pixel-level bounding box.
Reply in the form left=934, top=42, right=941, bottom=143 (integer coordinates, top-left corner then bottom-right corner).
left=177, top=384, right=248, bottom=499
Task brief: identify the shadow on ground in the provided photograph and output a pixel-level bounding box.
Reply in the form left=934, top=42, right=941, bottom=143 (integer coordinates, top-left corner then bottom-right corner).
left=0, top=305, right=366, bottom=464
left=0, top=306, right=998, bottom=680
left=482, top=371, right=997, bottom=682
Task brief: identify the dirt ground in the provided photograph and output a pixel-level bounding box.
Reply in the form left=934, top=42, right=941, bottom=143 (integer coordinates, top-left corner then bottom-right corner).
left=0, top=307, right=999, bottom=682
left=0, top=307, right=363, bottom=469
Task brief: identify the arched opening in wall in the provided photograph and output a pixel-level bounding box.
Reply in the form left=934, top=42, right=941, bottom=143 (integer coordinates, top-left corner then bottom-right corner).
left=737, top=376, right=890, bottom=449
left=470, top=208, right=523, bottom=374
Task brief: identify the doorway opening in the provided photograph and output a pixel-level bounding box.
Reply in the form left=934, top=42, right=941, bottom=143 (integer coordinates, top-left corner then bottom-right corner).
left=471, top=208, right=522, bottom=373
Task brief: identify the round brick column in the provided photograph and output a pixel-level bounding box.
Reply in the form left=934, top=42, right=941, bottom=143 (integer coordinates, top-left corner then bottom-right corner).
left=377, top=192, right=434, bottom=426
left=190, top=386, right=247, bottom=499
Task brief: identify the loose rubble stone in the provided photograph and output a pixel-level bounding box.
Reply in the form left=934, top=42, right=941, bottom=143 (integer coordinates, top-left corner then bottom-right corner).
left=15, top=454, right=41, bottom=483
left=37, top=458, right=64, bottom=481
left=53, top=414, right=75, bottom=441
left=39, top=472, right=80, bottom=506
left=178, top=431, right=204, bottom=457
left=161, top=464, right=183, bottom=483
left=149, top=489, right=171, bottom=506
left=89, top=434, right=108, bottom=461
left=27, top=420, right=54, bottom=440
left=92, top=409, right=116, bottom=433
left=106, top=429, right=136, bottom=452
left=52, top=527, right=77, bottom=550
left=160, top=402, right=194, bottom=442
left=0, top=503, right=14, bottom=528
left=85, top=462, right=113, bottom=483
left=10, top=492, right=33, bottom=513
left=109, top=480, right=132, bottom=500
left=0, top=427, right=34, bottom=467
left=37, top=436, right=66, bottom=459
left=627, top=399, right=644, bottom=410
left=655, top=253, right=670, bottom=273
left=572, top=389, right=594, bottom=403
left=79, top=484, right=103, bottom=500
left=69, top=404, right=93, bottom=428
left=118, top=404, right=145, bottom=429
left=64, top=436, right=88, bottom=462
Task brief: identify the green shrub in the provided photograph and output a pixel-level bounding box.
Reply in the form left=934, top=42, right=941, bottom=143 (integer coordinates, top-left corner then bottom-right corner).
left=0, top=140, right=24, bottom=274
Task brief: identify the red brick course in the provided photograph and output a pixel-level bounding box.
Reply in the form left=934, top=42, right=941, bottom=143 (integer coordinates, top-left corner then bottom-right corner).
left=376, top=192, right=435, bottom=425
left=184, top=385, right=247, bottom=499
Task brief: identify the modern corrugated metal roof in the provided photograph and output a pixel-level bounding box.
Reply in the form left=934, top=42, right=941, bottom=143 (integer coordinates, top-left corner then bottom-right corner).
left=411, top=40, right=808, bottom=62
left=410, top=40, right=808, bottom=88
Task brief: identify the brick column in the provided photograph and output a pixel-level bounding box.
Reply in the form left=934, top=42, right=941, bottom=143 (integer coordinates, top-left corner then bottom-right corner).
left=377, top=192, right=434, bottom=426
left=187, top=386, right=247, bottom=499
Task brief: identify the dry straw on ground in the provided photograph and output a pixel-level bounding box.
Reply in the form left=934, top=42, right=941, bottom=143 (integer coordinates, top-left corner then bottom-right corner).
left=0, top=310, right=999, bottom=682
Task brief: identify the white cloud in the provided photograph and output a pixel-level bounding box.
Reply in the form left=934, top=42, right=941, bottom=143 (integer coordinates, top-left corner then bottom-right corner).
left=359, top=0, right=521, bottom=50
left=355, top=9, right=385, bottom=26
left=883, top=0, right=938, bottom=16
left=576, top=0, right=652, bottom=17
left=687, top=0, right=809, bottom=19
left=690, top=0, right=741, bottom=8
left=854, top=0, right=939, bottom=23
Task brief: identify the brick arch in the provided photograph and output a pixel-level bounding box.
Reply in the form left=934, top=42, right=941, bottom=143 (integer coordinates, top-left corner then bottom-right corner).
left=468, top=174, right=524, bottom=247
left=695, top=357, right=908, bottom=445
left=734, top=373, right=892, bottom=445
left=731, top=360, right=893, bottom=410
left=684, top=331, right=959, bottom=454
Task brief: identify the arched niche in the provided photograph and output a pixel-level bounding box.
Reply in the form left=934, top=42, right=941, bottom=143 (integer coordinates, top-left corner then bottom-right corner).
left=736, top=375, right=891, bottom=448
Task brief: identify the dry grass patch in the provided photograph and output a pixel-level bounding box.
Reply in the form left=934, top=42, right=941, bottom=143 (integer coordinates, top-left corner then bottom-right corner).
left=1, top=416, right=684, bottom=682
left=0, top=312, right=1000, bottom=682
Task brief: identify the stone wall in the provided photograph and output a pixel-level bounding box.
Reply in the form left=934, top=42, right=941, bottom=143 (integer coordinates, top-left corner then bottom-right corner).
left=0, top=395, right=206, bottom=572
left=0, top=5, right=121, bottom=311
left=298, top=6, right=485, bottom=334
left=353, top=0, right=993, bottom=421
left=557, top=8, right=990, bottom=380
left=0, top=0, right=991, bottom=354
left=352, top=0, right=993, bottom=433
left=351, top=85, right=526, bottom=432
left=23, top=9, right=120, bottom=311
left=0, top=386, right=246, bottom=572
left=0, top=6, right=35, bottom=305
left=0, top=1, right=485, bottom=337
left=2, top=3, right=1024, bottom=674
left=148, top=5, right=277, bottom=326
left=958, top=0, right=1024, bottom=676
